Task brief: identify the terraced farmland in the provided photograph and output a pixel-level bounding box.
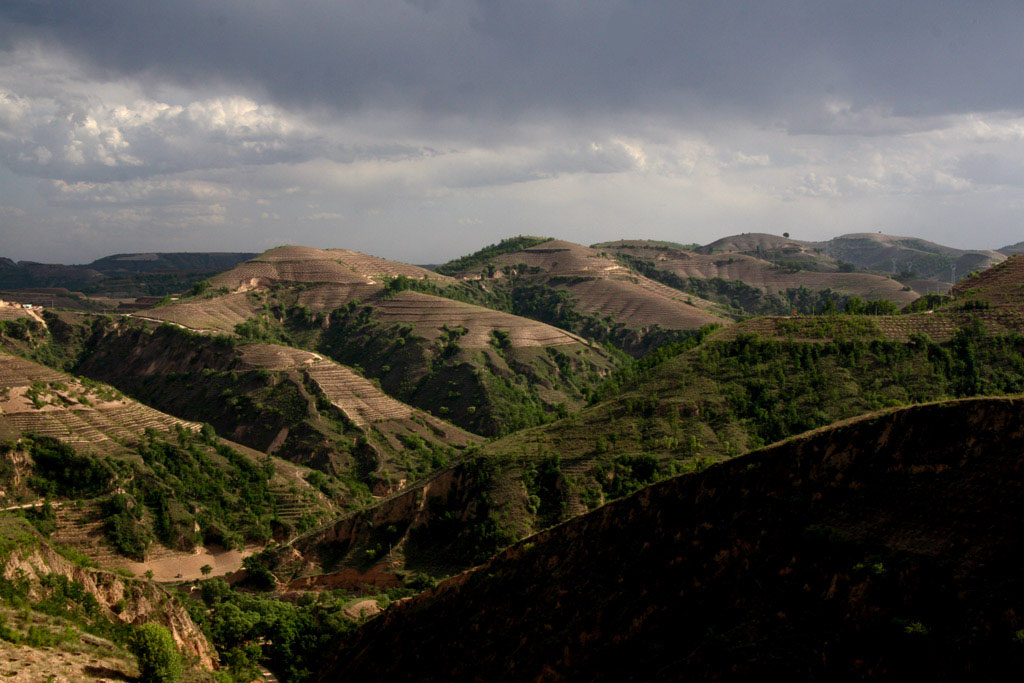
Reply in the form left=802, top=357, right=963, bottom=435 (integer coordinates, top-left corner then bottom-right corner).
left=603, top=240, right=921, bottom=306
left=0, top=352, right=200, bottom=445
left=237, top=343, right=476, bottom=448
left=138, top=291, right=257, bottom=332
left=211, top=245, right=455, bottom=290
left=450, top=239, right=731, bottom=332
left=951, top=254, right=1024, bottom=308
left=371, top=291, right=585, bottom=348
left=712, top=309, right=1024, bottom=343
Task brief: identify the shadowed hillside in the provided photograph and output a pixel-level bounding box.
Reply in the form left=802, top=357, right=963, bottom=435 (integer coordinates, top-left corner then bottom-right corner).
left=317, top=397, right=1024, bottom=682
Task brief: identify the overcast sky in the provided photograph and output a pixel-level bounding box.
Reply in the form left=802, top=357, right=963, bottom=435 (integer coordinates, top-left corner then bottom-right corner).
left=1, top=1, right=1023, bottom=264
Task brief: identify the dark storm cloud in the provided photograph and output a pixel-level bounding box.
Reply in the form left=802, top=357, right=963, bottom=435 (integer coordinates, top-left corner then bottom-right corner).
left=2, top=1, right=1022, bottom=124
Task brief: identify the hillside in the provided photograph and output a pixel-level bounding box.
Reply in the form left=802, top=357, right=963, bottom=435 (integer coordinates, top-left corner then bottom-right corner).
left=438, top=238, right=730, bottom=352
left=0, top=516, right=217, bottom=679
left=139, top=247, right=619, bottom=436
left=317, top=397, right=1024, bottom=682
left=45, top=320, right=479, bottom=497
left=209, top=245, right=453, bottom=290
left=278, top=304, right=1024, bottom=582
left=949, top=253, right=1024, bottom=308
left=0, top=347, right=336, bottom=568
left=601, top=239, right=920, bottom=313
left=820, top=232, right=1004, bottom=282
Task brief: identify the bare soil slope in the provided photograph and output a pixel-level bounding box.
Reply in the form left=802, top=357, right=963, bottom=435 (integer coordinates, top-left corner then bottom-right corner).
left=317, top=397, right=1024, bottom=682
left=211, top=246, right=455, bottom=290
left=605, top=240, right=920, bottom=306
left=455, top=239, right=729, bottom=331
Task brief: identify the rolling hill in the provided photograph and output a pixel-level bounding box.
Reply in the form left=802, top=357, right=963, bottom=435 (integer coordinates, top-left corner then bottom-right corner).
left=0, top=348, right=335, bottom=569
left=436, top=238, right=731, bottom=353
left=316, top=397, right=1024, bottom=682
left=0, top=251, right=255, bottom=298
left=275, top=276, right=1024, bottom=583
left=601, top=239, right=921, bottom=313
left=138, top=246, right=620, bottom=436
left=817, top=232, right=1004, bottom=282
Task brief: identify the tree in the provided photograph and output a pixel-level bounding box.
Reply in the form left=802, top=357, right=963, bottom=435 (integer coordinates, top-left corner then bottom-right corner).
left=129, top=623, right=183, bottom=683
left=200, top=564, right=213, bottom=576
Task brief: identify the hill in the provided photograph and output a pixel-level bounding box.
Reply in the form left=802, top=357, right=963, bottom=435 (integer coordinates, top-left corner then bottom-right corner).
left=269, top=302, right=1024, bottom=586
left=820, top=232, right=1004, bottom=282
left=0, top=516, right=217, bottom=678
left=316, top=397, right=1024, bottom=682
left=600, top=239, right=920, bottom=314
left=209, top=245, right=451, bottom=290
left=140, top=246, right=620, bottom=436
left=29, top=318, right=480, bottom=499
left=0, top=346, right=336, bottom=567
left=437, top=238, right=730, bottom=352
left=949, top=254, right=1024, bottom=309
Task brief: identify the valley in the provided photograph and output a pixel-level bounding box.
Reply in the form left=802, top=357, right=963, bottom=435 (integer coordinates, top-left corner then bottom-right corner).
left=1, top=231, right=1023, bottom=681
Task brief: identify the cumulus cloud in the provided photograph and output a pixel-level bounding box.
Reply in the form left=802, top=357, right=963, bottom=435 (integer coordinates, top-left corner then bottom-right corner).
left=0, top=2, right=1023, bottom=262
left=0, top=87, right=320, bottom=182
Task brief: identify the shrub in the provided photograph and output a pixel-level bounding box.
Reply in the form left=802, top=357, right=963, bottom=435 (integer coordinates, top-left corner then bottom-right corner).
left=129, top=623, right=183, bottom=683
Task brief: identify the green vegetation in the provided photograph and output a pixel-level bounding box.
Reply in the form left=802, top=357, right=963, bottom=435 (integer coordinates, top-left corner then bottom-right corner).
left=21, top=428, right=284, bottom=560
left=129, top=623, right=183, bottom=683
left=435, top=236, right=553, bottom=275
left=193, top=578, right=363, bottom=681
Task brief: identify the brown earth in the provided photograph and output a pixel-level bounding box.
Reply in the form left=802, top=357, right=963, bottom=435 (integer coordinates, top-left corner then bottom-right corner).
left=1, top=536, right=215, bottom=668
left=605, top=240, right=921, bottom=306
left=456, top=239, right=730, bottom=331
left=951, top=254, right=1024, bottom=308
left=210, top=246, right=456, bottom=291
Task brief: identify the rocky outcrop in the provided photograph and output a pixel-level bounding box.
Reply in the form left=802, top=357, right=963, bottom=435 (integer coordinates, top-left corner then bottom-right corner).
left=1, top=540, right=216, bottom=669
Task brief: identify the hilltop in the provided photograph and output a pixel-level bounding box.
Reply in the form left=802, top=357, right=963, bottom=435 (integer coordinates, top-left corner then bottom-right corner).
left=600, top=238, right=920, bottom=314
left=317, top=397, right=1024, bottom=681
left=435, top=238, right=730, bottom=353
left=138, top=246, right=620, bottom=436
left=818, top=232, right=1004, bottom=282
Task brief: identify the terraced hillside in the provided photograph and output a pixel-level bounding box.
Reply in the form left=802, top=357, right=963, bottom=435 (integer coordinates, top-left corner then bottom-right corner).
left=950, top=254, right=1024, bottom=308
left=317, top=398, right=1024, bottom=682
left=602, top=239, right=920, bottom=311
left=0, top=350, right=198, bottom=444
left=239, top=342, right=476, bottom=447
left=0, top=350, right=334, bottom=568
left=284, top=310, right=1024, bottom=579
left=210, top=245, right=454, bottom=290
left=137, top=290, right=258, bottom=331
left=135, top=244, right=620, bottom=436
left=440, top=238, right=729, bottom=352
left=64, top=322, right=479, bottom=496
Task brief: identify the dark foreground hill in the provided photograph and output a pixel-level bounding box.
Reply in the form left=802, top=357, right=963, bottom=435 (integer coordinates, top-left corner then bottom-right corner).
left=317, top=397, right=1024, bottom=682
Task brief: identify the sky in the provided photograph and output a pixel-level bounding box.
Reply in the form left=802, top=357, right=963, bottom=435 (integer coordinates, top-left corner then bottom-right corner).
left=1, top=1, right=1023, bottom=265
